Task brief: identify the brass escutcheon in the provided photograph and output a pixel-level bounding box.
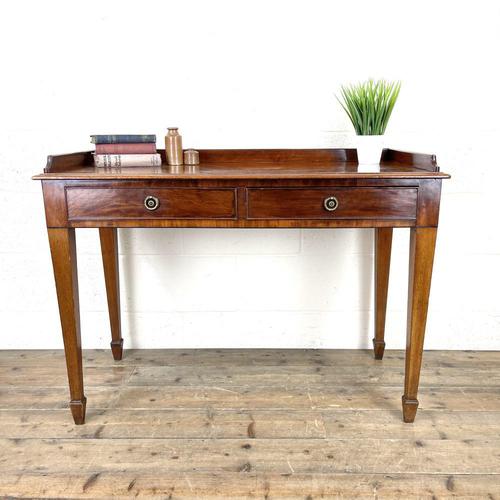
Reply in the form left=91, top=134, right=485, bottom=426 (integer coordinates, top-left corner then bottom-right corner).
left=144, top=195, right=160, bottom=211
left=323, top=196, right=339, bottom=212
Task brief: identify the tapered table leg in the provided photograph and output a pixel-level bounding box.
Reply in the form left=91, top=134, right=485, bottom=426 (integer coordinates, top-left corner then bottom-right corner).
left=99, top=228, right=123, bottom=361
left=47, top=228, right=86, bottom=424
left=373, top=228, right=393, bottom=360
left=402, top=227, right=437, bottom=423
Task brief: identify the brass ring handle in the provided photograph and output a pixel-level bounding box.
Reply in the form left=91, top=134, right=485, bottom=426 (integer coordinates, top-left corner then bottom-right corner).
left=323, top=196, right=339, bottom=212
left=144, top=195, right=160, bottom=211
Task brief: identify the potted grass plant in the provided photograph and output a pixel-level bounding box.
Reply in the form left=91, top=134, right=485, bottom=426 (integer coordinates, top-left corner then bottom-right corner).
left=337, top=79, right=401, bottom=165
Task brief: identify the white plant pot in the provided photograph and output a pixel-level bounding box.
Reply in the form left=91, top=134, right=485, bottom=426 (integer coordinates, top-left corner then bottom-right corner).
left=355, top=135, right=384, bottom=166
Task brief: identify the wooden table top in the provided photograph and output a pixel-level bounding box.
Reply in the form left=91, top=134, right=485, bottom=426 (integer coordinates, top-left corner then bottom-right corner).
left=33, top=148, right=450, bottom=181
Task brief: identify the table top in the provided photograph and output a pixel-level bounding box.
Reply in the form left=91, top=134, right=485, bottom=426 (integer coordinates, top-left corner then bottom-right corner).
left=33, top=148, right=450, bottom=181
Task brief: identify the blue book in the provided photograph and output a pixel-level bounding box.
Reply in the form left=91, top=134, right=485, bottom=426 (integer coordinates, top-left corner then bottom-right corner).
left=90, top=134, right=156, bottom=144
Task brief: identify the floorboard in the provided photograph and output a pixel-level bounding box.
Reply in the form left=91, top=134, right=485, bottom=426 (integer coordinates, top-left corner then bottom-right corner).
left=0, top=349, right=499, bottom=498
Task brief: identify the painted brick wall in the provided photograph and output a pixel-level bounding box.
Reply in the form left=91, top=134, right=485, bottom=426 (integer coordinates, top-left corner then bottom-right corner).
left=1, top=0, right=499, bottom=349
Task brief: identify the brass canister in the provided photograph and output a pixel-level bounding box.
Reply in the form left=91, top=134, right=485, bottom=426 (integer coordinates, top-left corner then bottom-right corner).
left=184, top=149, right=200, bottom=165
left=165, top=127, right=183, bottom=165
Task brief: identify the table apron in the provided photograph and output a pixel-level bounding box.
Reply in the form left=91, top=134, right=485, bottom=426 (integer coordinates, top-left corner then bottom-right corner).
left=41, top=179, right=442, bottom=229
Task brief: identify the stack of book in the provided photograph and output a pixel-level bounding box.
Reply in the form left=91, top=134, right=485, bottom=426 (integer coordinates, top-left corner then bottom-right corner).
left=91, top=134, right=161, bottom=167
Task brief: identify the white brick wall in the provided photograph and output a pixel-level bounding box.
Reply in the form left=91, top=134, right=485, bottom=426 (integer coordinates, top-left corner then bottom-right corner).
left=0, top=0, right=499, bottom=349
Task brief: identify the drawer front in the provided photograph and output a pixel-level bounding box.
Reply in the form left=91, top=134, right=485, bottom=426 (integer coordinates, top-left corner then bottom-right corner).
left=67, top=187, right=237, bottom=220
left=247, top=187, right=417, bottom=220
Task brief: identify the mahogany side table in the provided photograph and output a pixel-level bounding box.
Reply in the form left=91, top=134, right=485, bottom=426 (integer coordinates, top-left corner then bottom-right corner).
left=33, top=148, right=450, bottom=424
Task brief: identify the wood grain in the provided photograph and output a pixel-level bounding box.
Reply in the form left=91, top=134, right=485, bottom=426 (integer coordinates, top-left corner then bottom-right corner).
left=3, top=363, right=500, bottom=387
left=381, top=148, right=439, bottom=172
left=0, top=349, right=498, bottom=498
left=44, top=151, right=94, bottom=173
left=403, top=227, right=437, bottom=422
left=247, top=187, right=417, bottom=220
left=197, top=148, right=359, bottom=164
left=2, top=384, right=499, bottom=411
left=68, top=217, right=416, bottom=229
left=416, top=179, right=443, bottom=227
left=373, top=227, right=393, bottom=359
left=33, top=148, right=450, bottom=180
left=41, top=181, right=68, bottom=227
left=99, top=228, right=123, bottom=360
left=47, top=228, right=86, bottom=424
left=1, top=472, right=499, bottom=498
left=1, top=349, right=497, bottom=368
left=2, top=437, right=499, bottom=474
left=67, top=187, right=237, bottom=221
left=2, top=409, right=500, bottom=440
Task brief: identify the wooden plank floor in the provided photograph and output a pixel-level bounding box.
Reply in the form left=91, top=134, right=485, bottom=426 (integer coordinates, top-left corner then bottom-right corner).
left=0, top=349, right=499, bottom=499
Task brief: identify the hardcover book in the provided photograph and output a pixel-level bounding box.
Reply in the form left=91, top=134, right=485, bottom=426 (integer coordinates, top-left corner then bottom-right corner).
left=95, top=143, right=157, bottom=154
left=90, top=134, right=156, bottom=144
left=94, top=153, right=162, bottom=168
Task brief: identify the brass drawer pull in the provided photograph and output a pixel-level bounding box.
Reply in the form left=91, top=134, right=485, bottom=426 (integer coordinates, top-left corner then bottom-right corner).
left=323, top=196, right=338, bottom=212
left=144, top=195, right=160, bottom=211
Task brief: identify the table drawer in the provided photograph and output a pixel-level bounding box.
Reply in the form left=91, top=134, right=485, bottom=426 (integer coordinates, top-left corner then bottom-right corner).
left=247, top=187, right=417, bottom=220
left=66, top=187, right=237, bottom=220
